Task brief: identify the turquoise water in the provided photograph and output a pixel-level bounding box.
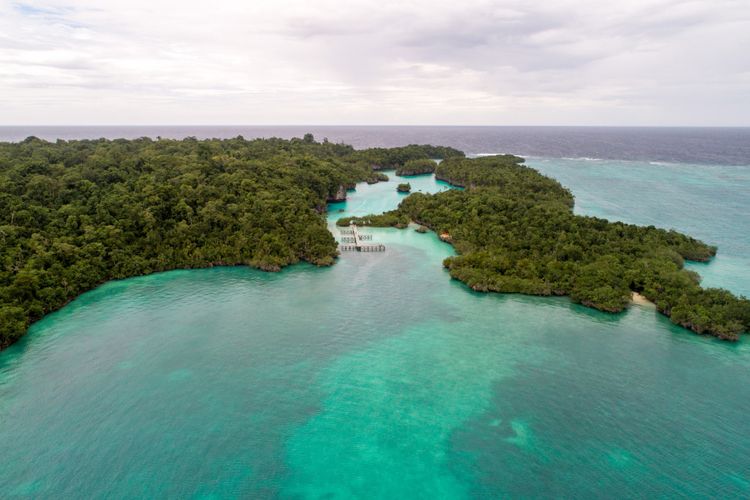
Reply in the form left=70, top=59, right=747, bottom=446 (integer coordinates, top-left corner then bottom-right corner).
left=2, top=167, right=750, bottom=498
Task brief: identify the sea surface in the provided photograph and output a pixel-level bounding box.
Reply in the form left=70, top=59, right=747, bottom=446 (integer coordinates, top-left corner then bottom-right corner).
left=2, top=125, right=750, bottom=166
left=1, top=127, right=749, bottom=498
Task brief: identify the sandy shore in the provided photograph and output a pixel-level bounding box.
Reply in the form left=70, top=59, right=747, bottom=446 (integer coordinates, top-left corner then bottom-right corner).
left=631, top=292, right=655, bottom=308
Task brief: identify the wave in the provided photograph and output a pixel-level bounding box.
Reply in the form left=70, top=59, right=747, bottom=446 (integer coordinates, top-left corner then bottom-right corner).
left=470, top=154, right=605, bottom=163
left=470, top=152, right=534, bottom=158
left=561, top=157, right=604, bottom=162
left=469, top=155, right=707, bottom=167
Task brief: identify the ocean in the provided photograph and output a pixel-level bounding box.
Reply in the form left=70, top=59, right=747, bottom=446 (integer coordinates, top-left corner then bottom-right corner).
left=2, top=125, right=750, bottom=165
left=0, top=127, right=749, bottom=497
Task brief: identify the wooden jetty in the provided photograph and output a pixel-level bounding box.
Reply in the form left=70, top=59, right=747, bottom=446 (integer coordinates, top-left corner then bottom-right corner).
left=339, top=223, right=385, bottom=252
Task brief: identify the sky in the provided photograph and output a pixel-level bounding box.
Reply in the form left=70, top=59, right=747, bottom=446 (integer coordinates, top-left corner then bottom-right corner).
left=1, top=0, right=749, bottom=126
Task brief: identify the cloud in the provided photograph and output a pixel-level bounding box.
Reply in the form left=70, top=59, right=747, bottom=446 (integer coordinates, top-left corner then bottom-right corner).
left=0, top=0, right=748, bottom=125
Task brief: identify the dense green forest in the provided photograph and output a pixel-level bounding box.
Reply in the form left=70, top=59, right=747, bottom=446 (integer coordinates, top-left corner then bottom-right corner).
left=353, top=145, right=463, bottom=170
left=340, top=156, right=750, bottom=341
left=367, top=172, right=389, bottom=184
left=0, top=136, right=460, bottom=349
left=395, top=159, right=437, bottom=176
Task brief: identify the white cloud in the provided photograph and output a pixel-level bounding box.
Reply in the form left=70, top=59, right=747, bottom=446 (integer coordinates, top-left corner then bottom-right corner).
left=0, top=0, right=748, bottom=125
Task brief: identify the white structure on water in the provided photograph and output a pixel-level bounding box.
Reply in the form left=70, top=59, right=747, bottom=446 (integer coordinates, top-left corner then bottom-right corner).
left=339, top=223, right=385, bottom=252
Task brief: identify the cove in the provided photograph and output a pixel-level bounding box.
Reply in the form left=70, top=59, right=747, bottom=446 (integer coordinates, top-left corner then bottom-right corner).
left=1, top=168, right=750, bottom=498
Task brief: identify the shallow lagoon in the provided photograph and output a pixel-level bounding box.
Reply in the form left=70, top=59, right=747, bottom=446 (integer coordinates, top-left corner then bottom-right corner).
left=1, top=165, right=749, bottom=498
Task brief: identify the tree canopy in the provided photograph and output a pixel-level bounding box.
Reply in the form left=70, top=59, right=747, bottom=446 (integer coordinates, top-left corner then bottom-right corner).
left=353, top=145, right=463, bottom=170
left=395, top=159, right=438, bottom=176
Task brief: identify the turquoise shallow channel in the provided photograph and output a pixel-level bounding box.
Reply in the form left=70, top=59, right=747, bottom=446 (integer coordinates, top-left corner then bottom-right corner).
left=2, top=164, right=750, bottom=498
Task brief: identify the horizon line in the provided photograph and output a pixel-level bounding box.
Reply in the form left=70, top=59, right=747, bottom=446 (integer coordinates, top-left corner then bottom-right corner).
left=1, top=124, right=750, bottom=129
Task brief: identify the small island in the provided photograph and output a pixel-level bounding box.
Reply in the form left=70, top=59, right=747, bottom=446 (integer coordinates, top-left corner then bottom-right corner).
left=397, top=183, right=412, bottom=193
left=395, top=159, right=437, bottom=176
left=366, top=172, right=389, bottom=184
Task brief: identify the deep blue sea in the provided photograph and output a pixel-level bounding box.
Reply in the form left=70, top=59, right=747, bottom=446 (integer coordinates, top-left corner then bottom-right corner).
left=1, top=127, right=749, bottom=498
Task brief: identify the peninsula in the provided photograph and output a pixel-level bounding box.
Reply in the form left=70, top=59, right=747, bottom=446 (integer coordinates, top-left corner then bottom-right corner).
left=338, top=155, right=750, bottom=341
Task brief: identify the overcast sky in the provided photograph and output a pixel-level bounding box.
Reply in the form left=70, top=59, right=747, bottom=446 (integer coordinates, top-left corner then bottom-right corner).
left=1, top=0, right=749, bottom=126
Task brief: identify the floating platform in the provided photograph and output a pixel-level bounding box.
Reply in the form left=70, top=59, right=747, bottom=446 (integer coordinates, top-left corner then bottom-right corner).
left=339, top=224, right=385, bottom=252
left=339, top=243, right=386, bottom=252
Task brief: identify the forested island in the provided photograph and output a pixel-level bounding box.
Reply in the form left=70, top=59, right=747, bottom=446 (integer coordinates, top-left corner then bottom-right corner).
left=339, top=155, right=750, bottom=341
left=395, top=159, right=437, bottom=176
left=0, top=135, right=462, bottom=349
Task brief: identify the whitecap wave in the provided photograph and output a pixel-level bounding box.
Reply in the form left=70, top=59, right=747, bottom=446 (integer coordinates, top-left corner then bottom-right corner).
left=470, top=152, right=533, bottom=158
left=561, top=157, right=604, bottom=162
